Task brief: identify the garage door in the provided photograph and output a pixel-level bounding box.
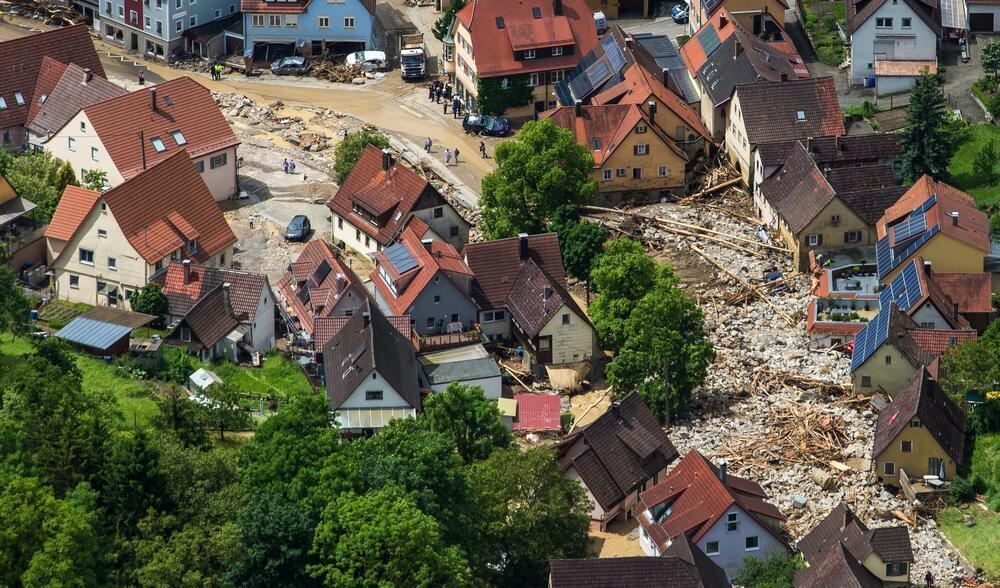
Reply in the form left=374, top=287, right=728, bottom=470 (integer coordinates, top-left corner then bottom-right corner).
left=971, top=12, right=995, bottom=32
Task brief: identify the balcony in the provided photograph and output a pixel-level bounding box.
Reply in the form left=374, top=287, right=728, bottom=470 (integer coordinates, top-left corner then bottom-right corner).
left=412, top=326, right=482, bottom=353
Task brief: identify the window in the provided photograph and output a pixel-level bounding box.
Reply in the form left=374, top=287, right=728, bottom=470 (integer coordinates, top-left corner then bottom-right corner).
left=108, top=257, right=117, bottom=270
left=156, top=20, right=162, bottom=33
left=552, top=46, right=563, bottom=56
left=68, top=137, right=76, bottom=151
left=901, top=440, right=912, bottom=453
left=949, top=337, right=958, bottom=346
left=538, top=337, right=551, bottom=350
left=433, top=206, right=444, bottom=218
left=175, top=20, right=183, bottom=32
left=145, top=15, right=151, bottom=28
left=795, top=110, right=806, bottom=122
left=230, top=4, right=236, bottom=12
left=210, top=153, right=227, bottom=169
left=214, top=8, right=221, bottom=18
left=532, top=6, right=541, bottom=17
left=727, top=512, right=738, bottom=532
left=187, top=239, right=198, bottom=255
left=636, top=123, right=647, bottom=134
left=130, top=9, right=138, bottom=24
left=550, top=69, right=564, bottom=82
left=101, top=202, right=107, bottom=212
left=524, top=49, right=536, bottom=59
left=844, top=230, right=861, bottom=243
left=658, top=165, right=668, bottom=177
left=500, top=78, right=511, bottom=90
left=344, top=16, right=355, bottom=28
left=285, top=14, right=297, bottom=27
left=910, top=419, right=921, bottom=427
left=252, top=14, right=265, bottom=27
left=634, top=144, right=649, bottom=155
left=434, top=295, right=441, bottom=304
left=69, top=274, right=80, bottom=288
left=603, top=169, right=612, bottom=181
left=484, top=310, right=506, bottom=322
left=79, top=248, right=94, bottom=265
left=318, top=16, right=330, bottom=28
left=592, top=137, right=601, bottom=150
left=883, top=461, right=895, bottom=475
left=862, top=375, right=871, bottom=387
left=80, top=121, right=86, bottom=132
left=902, top=17, right=912, bottom=28
left=268, top=14, right=281, bottom=27
left=555, top=313, right=567, bottom=326
left=337, top=217, right=343, bottom=229
left=125, top=288, right=134, bottom=300
left=219, top=252, right=226, bottom=266
left=180, top=327, right=191, bottom=342
left=195, top=160, right=205, bottom=173
left=745, top=536, right=759, bottom=551
left=495, top=16, right=505, bottom=28
left=451, top=313, right=459, bottom=322
left=705, top=541, right=720, bottom=555
left=105, top=0, right=111, bottom=14
left=886, top=563, right=908, bottom=577
left=632, top=168, right=642, bottom=179
left=450, top=226, right=459, bottom=237
left=884, top=355, right=892, bottom=365
left=356, top=229, right=361, bottom=240
left=920, top=322, right=934, bottom=329
left=91, top=147, right=99, bottom=161
left=151, top=137, right=166, bottom=153
left=831, top=214, right=841, bottom=224
left=118, top=5, right=124, bottom=16
left=426, top=317, right=435, bottom=327
left=876, top=17, right=893, bottom=27
left=528, top=73, right=540, bottom=87
left=172, top=130, right=187, bottom=145
left=365, top=390, right=384, bottom=401
left=189, top=15, right=196, bottom=27
left=616, top=168, right=626, bottom=177
left=807, top=234, right=821, bottom=246
left=98, top=229, right=108, bottom=238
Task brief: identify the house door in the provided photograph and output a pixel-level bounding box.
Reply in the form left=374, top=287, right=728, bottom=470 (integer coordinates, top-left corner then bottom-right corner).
left=130, top=32, right=139, bottom=51
left=928, top=458, right=945, bottom=479
left=537, top=335, right=553, bottom=364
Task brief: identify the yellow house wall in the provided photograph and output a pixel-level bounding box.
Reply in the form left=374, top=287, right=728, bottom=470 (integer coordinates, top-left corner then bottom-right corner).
left=594, top=125, right=687, bottom=196
left=793, top=199, right=871, bottom=271
left=0, top=174, right=16, bottom=205
left=882, top=234, right=987, bottom=282
left=538, top=303, right=597, bottom=365
left=699, top=91, right=727, bottom=141
left=863, top=552, right=910, bottom=584
left=725, top=92, right=753, bottom=184
left=852, top=345, right=919, bottom=397
left=874, top=424, right=959, bottom=486
left=644, top=96, right=709, bottom=158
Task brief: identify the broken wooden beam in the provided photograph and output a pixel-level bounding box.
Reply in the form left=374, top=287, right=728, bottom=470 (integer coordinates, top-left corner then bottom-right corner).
left=688, top=244, right=797, bottom=326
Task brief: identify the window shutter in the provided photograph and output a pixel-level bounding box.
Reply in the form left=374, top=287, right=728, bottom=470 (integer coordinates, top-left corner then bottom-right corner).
left=844, top=232, right=849, bottom=243
left=633, top=145, right=639, bottom=155
left=817, top=234, right=823, bottom=245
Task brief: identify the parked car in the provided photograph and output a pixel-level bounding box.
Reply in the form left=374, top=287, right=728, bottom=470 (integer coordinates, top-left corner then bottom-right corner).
left=462, top=113, right=510, bottom=137
left=283, top=215, right=312, bottom=241
left=671, top=4, right=689, bottom=23
left=271, top=56, right=311, bottom=76
left=347, top=50, right=388, bottom=71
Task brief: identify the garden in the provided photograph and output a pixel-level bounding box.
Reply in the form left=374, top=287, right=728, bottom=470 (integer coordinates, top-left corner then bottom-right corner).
left=948, top=123, right=1000, bottom=209
left=802, top=0, right=846, bottom=66
left=938, top=507, right=1000, bottom=579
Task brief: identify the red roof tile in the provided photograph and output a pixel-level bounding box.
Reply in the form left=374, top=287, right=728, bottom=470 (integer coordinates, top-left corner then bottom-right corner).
left=905, top=328, right=976, bottom=356
left=82, top=77, right=239, bottom=178
left=26, top=62, right=126, bottom=140
left=0, top=25, right=104, bottom=132
left=874, top=59, right=937, bottom=77
left=878, top=176, right=990, bottom=253
left=456, top=0, right=598, bottom=77
left=45, top=185, right=101, bottom=242
left=513, top=393, right=561, bottom=431
left=464, top=233, right=565, bottom=309
left=680, top=9, right=740, bottom=75
left=933, top=273, right=993, bottom=313
left=279, top=239, right=370, bottom=336
left=24, top=57, right=69, bottom=133
left=157, top=262, right=268, bottom=323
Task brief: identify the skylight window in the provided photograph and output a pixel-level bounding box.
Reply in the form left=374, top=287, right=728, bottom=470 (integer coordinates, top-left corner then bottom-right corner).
left=495, top=16, right=505, bottom=28
left=532, top=6, right=541, bottom=18
left=796, top=111, right=806, bottom=121
left=151, top=137, right=166, bottom=152
left=171, top=130, right=187, bottom=145
left=0, top=97, right=6, bottom=110
left=13, top=91, right=24, bottom=106
left=40, top=94, right=47, bottom=104
left=163, top=96, right=174, bottom=106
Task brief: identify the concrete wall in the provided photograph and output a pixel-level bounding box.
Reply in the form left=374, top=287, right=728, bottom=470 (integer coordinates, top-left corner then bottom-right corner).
left=876, top=74, right=920, bottom=96
left=338, top=368, right=410, bottom=409
left=429, top=375, right=502, bottom=399
left=697, top=507, right=789, bottom=577
left=852, top=344, right=919, bottom=397
left=410, top=205, right=470, bottom=252
left=849, top=1, right=937, bottom=85
left=699, top=91, right=727, bottom=143
left=726, top=92, right=752, bottom=184
left=910, top=302, right=950, bottom=330
left=566, top=464, right=610, bottom=524
left=863, top=552, right=910, bottom=584
left=538, top=303, right=597, bottom=365
left=477, top=308, right=511, bottom=341
left=875, top=421, right=959, bottom=486
left=243, top=0, right=376, bottom=52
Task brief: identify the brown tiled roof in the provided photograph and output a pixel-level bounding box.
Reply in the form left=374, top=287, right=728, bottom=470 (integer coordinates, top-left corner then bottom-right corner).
left=875, top=60, right=937, bottom=77
left=327, top=146, right=447, bottom=247
left=173, top=284, right=241, bottom=351
left=279, top=239, right=370, bottom=336
left=0, top=25, right=104, bottom=132
left=919, top=266, right=972, bottom=330
left=798, top=502, right=913, bottom=578
left=456, top=0, right=598, bottom=77
left=885, top=304, right=935, bottom=369
left=550, top=537, right=730, bottom=588
left=873, top=367, right=967, bottom=464
left=868, top=527, right=914, bottom=563
left=839, top=185, right=911, bottom=225
left=80, top=306, right=156, bottom=329
left=322, top=299, right=421, bottom=410
left=638, top=450, right=786, bottom=552
left=758, top=134, right=902, bottom=170
left=464, top=233, right=565, bottom=309
left=758, top=141, right=837, bottom=234
left=557, top=393, right=678, bottom=511
left=540, top=103, right=686, bottom=166
left=82, top=77, right=239, bottom=178
left=736, top=78, right=845, bottom=145
left=794, top=542, right=883, bottom=588
left=878, top=176, right=990, bottom=253
left=846, top=0, right=940, bottom=35
left=157, top=261, right=267, bottom=324
left=825, top=164, right=897, bottom=195
left=905, top=327, right=976, bottom=355
left=505, top=258, right=592, bottom=338
left=26, top=62, right=126, bottom=140
left=933, top=273, right=994, bottom=313
left=45, top=185, right=101, bottom=242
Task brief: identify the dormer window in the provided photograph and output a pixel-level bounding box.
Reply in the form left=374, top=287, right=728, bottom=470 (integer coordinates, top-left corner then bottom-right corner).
left=180, top=326, right=191, bottom=342
left=592, top=138, right=601, bottom=149
left=552, top=46, right=564, bottom=56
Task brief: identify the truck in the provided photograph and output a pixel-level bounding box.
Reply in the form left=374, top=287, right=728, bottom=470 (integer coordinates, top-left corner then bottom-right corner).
left=399, top=32, right=427, bottom=80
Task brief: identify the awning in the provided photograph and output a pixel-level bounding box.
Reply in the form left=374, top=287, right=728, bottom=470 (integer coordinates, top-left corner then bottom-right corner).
left=336, top=407, right=415, bottom=429
left=0, top=196, right=36, bottom=227
left=98, top=282, right=118, bottom=295
left=940, top=0, right=968, bottom=29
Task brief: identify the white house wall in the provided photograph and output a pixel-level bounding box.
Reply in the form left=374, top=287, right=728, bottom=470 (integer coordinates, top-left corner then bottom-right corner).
left=697, top=506, right=788, bottom=577
left=44, top=111, right=125, bottom=186
left=332, top=213, right=383, bottom=258
left=410, top=205, right=470, bottom=251
left=565, top=464, right=609, bottom=523
left=850, top=2, right=937, bottom=85
left=910, top=302, right=950, bottom=330
left=538, top=304, right=597, bottom=365
left=192, top=146, right=239, bottom=201
left=249, top=282, right=277, bottom=352
left=338, top=369, right=410, bottom=410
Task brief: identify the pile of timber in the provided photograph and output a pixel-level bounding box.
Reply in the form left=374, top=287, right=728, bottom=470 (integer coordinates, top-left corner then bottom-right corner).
left=310, top=58, right=364, bottom=83
left=4, top=0, right=81, bottom=25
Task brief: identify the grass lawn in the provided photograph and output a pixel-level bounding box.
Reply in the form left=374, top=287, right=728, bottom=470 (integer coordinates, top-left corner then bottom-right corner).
left=76, top=355, right=160, bottom=429
left=210, top=352, right=313, bottom=400
left=0, top=335, right=34, bottom=372
left=949, top=123, right=1000, bottom=208
left=938, top=506, right=1000, bottom=578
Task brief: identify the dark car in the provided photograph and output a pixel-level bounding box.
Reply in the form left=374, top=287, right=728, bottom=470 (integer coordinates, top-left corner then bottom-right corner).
left=462, top=113, right=510, bottom=137
left=283, top=215, right=311, bottom=241
left=270, top=56, right=311, bottom=76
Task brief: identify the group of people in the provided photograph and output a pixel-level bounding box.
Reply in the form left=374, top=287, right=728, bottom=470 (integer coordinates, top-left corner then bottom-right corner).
left=209, top=63, right=225, bottom=80
left=424, top=78, right=490, bottom=166
left=424, top=137, right=489, bottom=166
left=282, top=159, right=297, bottom=174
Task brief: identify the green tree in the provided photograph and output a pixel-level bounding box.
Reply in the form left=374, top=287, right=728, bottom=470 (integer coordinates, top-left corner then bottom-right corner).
left=901, top=69, right=955, bottom=181
left=230, top=490, right=319, bottom=588
left=1, top=151, right=67, bottom=222
left=553, top=217, right=610, bottom=283
left=939, top=321, right=1000, bottom=404
left=82, top=169, right=108, bottom=191
left=421, top=382, right=512, bottom=464
left=476, top=75, right=535, bottom=116
left=54, top=160, right=79, bottom=192
left=129, top=283, right=168, bottom=325
left=733, top=552, right=804, bottom=588
left=151, top=384, right=209, bottom=448
left=982, top=40, right=1000, bottom=80
left=974, top=139, right=998, bottom=183
left=98, top=429, right=170, bottom=538
left=589, top=237, right=658, bottom=350
left=432, top=0, right=465, bottom=42
left=0, top=265, right=32, bottom=341
left=202, top=381, right=249, bottom=441
left=480, top=119, right=598, bottom=238
left=309, top=485, right=469, bottom=587
left=466, top=448, right=590, bottom=586
left=129, top=514, right=242, bottom=587
left=331, top=128, right=390, bottom=184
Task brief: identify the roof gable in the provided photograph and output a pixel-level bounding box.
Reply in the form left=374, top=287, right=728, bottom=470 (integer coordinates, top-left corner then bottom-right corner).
left=549, top=544, right=730, bottom=588
left=846, top=0, right=940, bottom=35
left=873, top=367, right=967, bottom=463
left=27, top=61, right=126, bottom=139
left=758, top=141, right=837, bottom=233
left=159, top=262, right=268, bottom=323
left=464, top=233, right=565, bottom=309
left=505, top=258, right=592, bottom=338
left=540, top=103, right=686, bottom=166
left=736, top=77, right=845, bottom=145
left=174, top=284, right=241, bottom=349
left=45, top=185, right=102, bottom=242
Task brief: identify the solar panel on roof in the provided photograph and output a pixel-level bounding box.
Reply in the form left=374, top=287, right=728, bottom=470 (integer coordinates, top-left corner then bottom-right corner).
left=697, top=25, right=721, bottom=56
left=585, top=59, right=612, bottom=87
left=878, top=226, right=940, bottom=278
left=55, top=317, right=133, bottom=351
left=878, top=261, right=923, bottom=312
left=920, top=194, right=938, bottom=212
left=704, top=0, right=723, bottom=15
left=311, top=260, right=332, bottom=288
left=850, top=307, right=892, bottom=371
left=603, top=37, right=627, bottom=73
left=891, top=213, right=927, bottom=243
left=384, top=243, right=417, bottom=274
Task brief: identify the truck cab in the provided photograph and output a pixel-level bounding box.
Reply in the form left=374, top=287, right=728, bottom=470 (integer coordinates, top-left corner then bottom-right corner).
left=400, top=33, right=427, bottom=80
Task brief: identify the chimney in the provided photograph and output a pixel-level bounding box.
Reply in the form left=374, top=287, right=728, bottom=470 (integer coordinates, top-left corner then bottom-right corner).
left=610, top=400, right=621, bottom=421
left=381, top=148, right=392, bottom=171
left=362, top=311, right=370, bottom=328
left=182, top=259, right=191, bottom=284
left=923, top=260, right=932, bottom=275
left=780, top=72, right=788, bottom=82
left=335, top=273, right=345, bottom=293
left=951, top=211, right=959, bottom=226
left=421, top=238, right=433, bottom=252
left=554, top=0, right=562, bottom=15
left=732, top=38, right=742, bottom=59
left=574, top=99, right=582, bottom=117
left=518, top=233, right=529, bottom=260
left=83, top=68, right=93, bottom=85
left=151, top=87, right=157, bottom=112
left=719, top=13, right=728, bottom=28
left=647, top=100, right=657, bottom=126
left=719, top=460, right=728, bottom=484
left=222, top=282, right=232, bottom=311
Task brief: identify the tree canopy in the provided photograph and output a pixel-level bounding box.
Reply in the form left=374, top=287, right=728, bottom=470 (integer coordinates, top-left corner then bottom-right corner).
left=480, top=119, right=598, bottom=238
left=331, top=128, right=390, bottom=184
left=901, top=69, right=954, bottom=181
left=939, top=320, right=1000, bottom=404
left=129, top=283, right=168, bottom=325
left=421, top=382, right=512, bottom=464
left=0, top=150, right=76, bottom=222
left=548, top=205, right=610, bottom=284
left=0, top=265, right=31, bottom=340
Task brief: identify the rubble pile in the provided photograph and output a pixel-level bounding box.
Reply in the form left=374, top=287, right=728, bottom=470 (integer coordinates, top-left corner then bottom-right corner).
left=169, top=57, right=213, bottom=73
left=310, top=58, right=367, bottom=83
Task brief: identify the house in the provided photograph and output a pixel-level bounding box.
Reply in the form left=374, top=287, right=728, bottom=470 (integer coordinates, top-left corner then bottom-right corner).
left=796, top=503, right=914, bottom=586
left=45, top=150, right=236, bottom=309
left=277, top=239, right=370, bottom=340
left=54, top=306, right=156, bottom=356
left=322, top=299, right=424, bottom=433
left=846, top=0, right=940, bottom=94
left=540, top=103, right=693, bottom=203
left=556, top=393, right=678, bottom=530
left=873, top=367, right=967, bottom=486
left=931, top=272, right=995, bottom=332
left=327, top=147, right=470, bottom=257
left=629, top=31, right=702, bottom=105
left=969, top=0, right=1000, bottom=33
left=180, top=14, right=245, bottom=62
left=638, top=450, right=790, bottom=577
left=158, top=260, right=277, bottom=353
left=687, top=0, right=790, bottom=36
left=26, top=62, right=126, bottom=152
left=0, top=25, right=105, bottom=151
left=99, top=0, right=239, bottom=59
left=512, top=393, right=562, bottom=432
left=418, top=343, right=503, bottom=399
left=43, top=77, right=241, bottom=202
left=550, top=535, right=731, bottom=588
left=850, top=304, right=976, bottom=395
left=164, top=282, right=246, bottom=362
left=242, top=0, right=377, bottom=64
left=453, top=0, right=599, bottom=121
left=370, top=219, right=478, bottom=337
left=727, top=77, right=845, bottom=184
left=680, top=9, right=809, bottom=141
left=874, top=176, right=991, bottom=282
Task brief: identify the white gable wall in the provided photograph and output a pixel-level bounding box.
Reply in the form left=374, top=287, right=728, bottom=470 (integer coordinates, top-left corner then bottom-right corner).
left=697, top=505, right=788, bottom=577
left=44, top=111, right=125, bottom=186
left=850, top=2, right=937, bottom=85
left=338, top=368, right=412, bottom=409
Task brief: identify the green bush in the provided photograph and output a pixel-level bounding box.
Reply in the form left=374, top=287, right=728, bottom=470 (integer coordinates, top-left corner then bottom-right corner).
left=735, top=553, right=804, bottom=588
left=949, top=476, right=978, bottom=504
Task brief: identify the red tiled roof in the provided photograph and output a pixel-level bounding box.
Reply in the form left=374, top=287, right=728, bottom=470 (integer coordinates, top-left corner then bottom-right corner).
left=82, top=77, right=239, bottom=178
left=26, top=62, right=126, bottom=140
left=878, top=176, right=990, bottom=253
left=241, top=0, right=312, bottom=13
left=456, top=0, right=598, bottom=78
left=45, top=185, right=101, bottom=242
left=735, top=77, right=845, bottom=146
left=680, top=9, right=739, bottom=75
left=279, top=239, right=369, bottom=336
left=24, top=57, right=69, bottom=133
left=157, top=262, right=267, bottom=323
left=874, top=59, right=937, bottom=77
left=638, top=450, right=787, bottom=552
left=464, top=233, right=565, bottom=309
left=905, top=328, right=976, bottom=356
left=933, top=273, right=993, bottom=313
left=513, top=393, right=561, bottom=431
left=0, top=25, right=105, bottom=132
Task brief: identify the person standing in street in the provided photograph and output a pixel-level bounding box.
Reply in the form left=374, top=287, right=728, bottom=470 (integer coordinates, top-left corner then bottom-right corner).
left=429, top=83, right=435, bottom=100
left=289, top=160, right=296, bottom=174
left=452, top=97, right=461, bottom=118
left=424, top=137, right=433, bottom=152
left=138, top=70, right=145, bottom=85
left=283, top=159, right=289, bottom=174
left=444, top=148, right=452, bottom=166
left=479, top=141, right=487, bottom=158
left=454, top=147, right=460, bottom=164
